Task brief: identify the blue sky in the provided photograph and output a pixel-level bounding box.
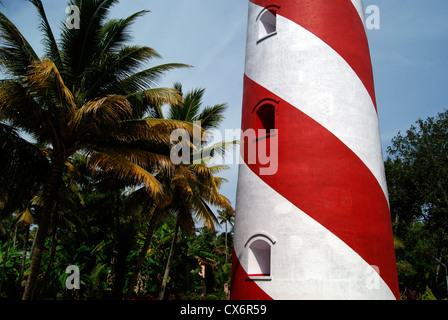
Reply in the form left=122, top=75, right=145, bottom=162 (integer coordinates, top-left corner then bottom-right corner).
left=1, top=0, right=447, bottom=228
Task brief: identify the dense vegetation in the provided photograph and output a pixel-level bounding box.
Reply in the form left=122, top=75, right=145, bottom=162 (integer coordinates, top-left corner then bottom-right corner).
left=0, top=0, right=234, bottom=300
left=386, top=110, right=448, bottom=300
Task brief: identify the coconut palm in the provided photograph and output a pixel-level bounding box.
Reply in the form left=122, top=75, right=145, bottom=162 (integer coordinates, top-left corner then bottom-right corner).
left=157, top=85, right=235, bottom=300
left=0, top=0, right=192, bottom=299
left=125, top=86, right=235, bottom=299
left=217, top=209, right=234, bottom=263
left=157, top=162, right=233, bottom=300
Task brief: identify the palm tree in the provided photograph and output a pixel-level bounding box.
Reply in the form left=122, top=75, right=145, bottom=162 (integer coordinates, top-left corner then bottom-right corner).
left=218, top=209, right=234, bottom=263
left=157, top=85, right=235, bottom=300
left=0, top=0, right=191, bottom=299
left=124, top=85, right=235, bottom=299
left=155, top=164, right=233, bottom=300
left=157, top=162, right=233, bottom=300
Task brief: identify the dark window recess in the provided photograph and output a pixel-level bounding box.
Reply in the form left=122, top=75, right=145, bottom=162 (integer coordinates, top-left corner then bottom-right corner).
left=256, top=104, right=276, bottom=135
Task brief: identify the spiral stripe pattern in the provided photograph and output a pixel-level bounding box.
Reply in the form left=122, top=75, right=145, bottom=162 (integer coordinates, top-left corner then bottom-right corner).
left=231, top=0, right=399, bottom=300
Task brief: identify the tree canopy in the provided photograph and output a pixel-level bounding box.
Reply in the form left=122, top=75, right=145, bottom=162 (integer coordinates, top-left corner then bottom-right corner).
left=0, top=0, right=234, bottom=300
left=386, top=109, right=448, bottom=299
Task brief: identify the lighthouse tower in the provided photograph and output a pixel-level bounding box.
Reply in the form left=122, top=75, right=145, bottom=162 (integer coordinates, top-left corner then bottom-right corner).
left=231, top=0, right=400, bottom=299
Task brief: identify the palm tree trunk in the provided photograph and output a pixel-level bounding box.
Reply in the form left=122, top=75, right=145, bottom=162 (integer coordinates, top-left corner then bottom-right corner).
left=19, top=225, right=30, bottom=286
left=22, top=160, right=63, bottom=300
left=224, top=222, right=228, bottom=263
left=113, top=219, right=136, bottom=300
left=124, top=209, right=159, bottom=300
left=35, top=216, right=58, bottom=298
left=159, top=217, right=179, bottom=300
left=13, top=225, right=17, bottom=247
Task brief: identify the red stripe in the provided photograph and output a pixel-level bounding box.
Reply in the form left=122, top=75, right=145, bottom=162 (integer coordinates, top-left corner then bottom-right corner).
left=241, top=75, right=399, bottom=299
left=250, top=0, right=377, bottom=111
left=230, top=250, right=273, bottom=300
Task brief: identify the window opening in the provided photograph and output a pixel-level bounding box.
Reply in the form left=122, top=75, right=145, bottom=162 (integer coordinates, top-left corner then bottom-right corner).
left=258, top=9, right=277, bottom=41
left=248, top=239, right=271, bottom=276
left=255, top=104, right=275, bottom=133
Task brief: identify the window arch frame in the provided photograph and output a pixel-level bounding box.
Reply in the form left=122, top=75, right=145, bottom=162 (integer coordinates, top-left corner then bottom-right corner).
left=256, top=5, right=281, bottom=43
left=245, top=232, right=276, bottom=280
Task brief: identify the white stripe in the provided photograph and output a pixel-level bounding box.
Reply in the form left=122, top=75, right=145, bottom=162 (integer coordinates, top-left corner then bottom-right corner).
left=234, top=162, right=396, bottom=299
left=245, top=2, right=389, bottom=202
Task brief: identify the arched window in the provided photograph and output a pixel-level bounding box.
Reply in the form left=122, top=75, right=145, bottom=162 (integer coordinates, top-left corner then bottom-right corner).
left=248, top=239, right=271, bottom=276
left=258, top=8, right=277, bottom=42
left=245, top=233, right=276, bottom=279
left=255, top=103, right=275, bottom=133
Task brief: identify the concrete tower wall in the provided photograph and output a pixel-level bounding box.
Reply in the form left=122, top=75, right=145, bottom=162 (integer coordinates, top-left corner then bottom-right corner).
left=231, top=0, right=399, bottom=300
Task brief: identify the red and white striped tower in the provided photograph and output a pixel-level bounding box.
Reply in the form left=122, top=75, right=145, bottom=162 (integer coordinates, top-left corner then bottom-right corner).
left=231, top=0, right=400, bottom=299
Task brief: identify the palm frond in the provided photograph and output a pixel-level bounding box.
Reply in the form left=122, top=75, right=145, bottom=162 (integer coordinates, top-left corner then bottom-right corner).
left=83, top=46, right=162, bottom=100
left=28, top=0, right=62, bottom=69
left=98, top=10, right=150, bottom=55
left=207, top=165, right=231, bottom=174
left=91, top=144, right=175, bottom=175
left=126, top=87, right=184, bottom=118
left=70, top=94, right=133, bottom=138
left=171, top=175, right=193, bottom=195
left=87, top=150, right=163, bottom=197
left=212, top=176, right=228, bottom=190
left=189, top=170, right=232, bottom=210
left=218, top=209, right=235, bottom=225
left=118, top=63, right=191, bottom=97
left=0, top=80, right=50, bottom=139
left=25, top=59, right=76, bottom=114
left=192, top=197, right=218, bottom=232
left=61, top=0, right=120, bottom=88
left=189, top=164, right=217, bottom=188
left=0, top=122, right=48, bottom=217
left=19, top=207, right=34, bottom=225
left=125, top=186, right=169, bottom=216
left=205, top=192, right=233, bottom=213
left=122, top=118, right=204, bottom=145
left=192, top=139, right=239, bottom=162
left=0, top=10, right=39, bottom=76
left=196, top=103, right=227, bottom=131
left=169, top=87, right=205, bottom=122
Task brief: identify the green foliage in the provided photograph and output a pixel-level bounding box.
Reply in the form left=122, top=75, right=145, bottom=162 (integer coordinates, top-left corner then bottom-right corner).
left=421, top=286, right=437, bottom=300
left=0, top=230, right=31, bottom=299
left=386, top=109, right=448, bottom=299
left=0, top=123, right=48, bottom=218
left=130, top=219, right=232, bottom=300
left=0, top=0, right=234, bottom=300
left=0, top=167, right=234, bottom=300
